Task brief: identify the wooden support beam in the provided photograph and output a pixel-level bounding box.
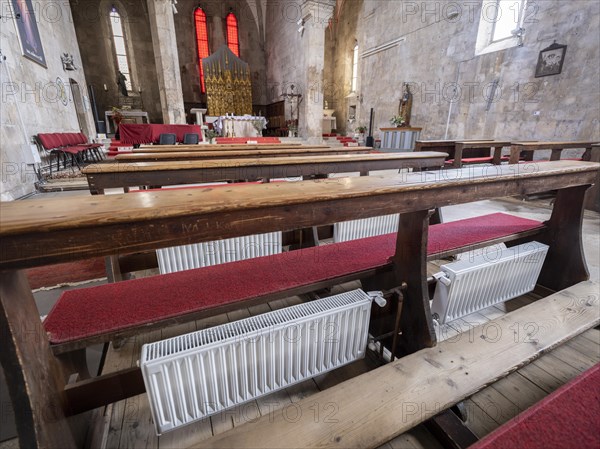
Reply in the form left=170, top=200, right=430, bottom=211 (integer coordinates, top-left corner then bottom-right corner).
left=0, top=271, right=76, bottom=448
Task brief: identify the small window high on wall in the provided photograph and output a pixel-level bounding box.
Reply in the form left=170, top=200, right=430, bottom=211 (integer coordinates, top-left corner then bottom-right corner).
left=475, top=0, right=527, bottom=56
left=109, top=6, right=132, bottom=91
left=195, top=7, right=210, bottom=93
left=351, top=43, right=359, bottom=92
left=226, top=12, right=240, bottom=57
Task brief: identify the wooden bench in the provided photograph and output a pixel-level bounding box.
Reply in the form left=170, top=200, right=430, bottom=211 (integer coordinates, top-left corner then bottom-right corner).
left=192, top=280, right=599, bottom=449
left=451, top=140, right=511, bottom=167
left=508, top=141, right=596, bottom=164
left=414, top=139, right=493, bottom=152
left=82, top=152, right=448, bottom=194
left=0, top=161, right=598, bottom=448
left=117, top=146, right=373, bottom=162
left=414, top=139, right=511, bottom=167
left=586, top=143, right=600, bottom=212
left=136, top=143, right=319, bottom=152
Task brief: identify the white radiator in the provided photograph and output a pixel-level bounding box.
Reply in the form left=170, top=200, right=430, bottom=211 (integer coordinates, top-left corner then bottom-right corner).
left=140, top=289, right=372, bottom=434
left=157, top=232, right=282, bottom=273
left=431, top=242, right=549, bottom=324
left=333, top=214, right=399, bottom=243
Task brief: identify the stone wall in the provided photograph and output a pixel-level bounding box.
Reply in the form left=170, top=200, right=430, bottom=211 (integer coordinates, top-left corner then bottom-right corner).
left=174, top=0, right=268, bottom=110
left=71, top=0, right=162, bottom=124
left=72, top=0, right=268, bottom=123
left=1, top=1, right=95, bottom=200
left=328, top=0, right=600, bottom=143
left=265, top=0, right=307, bottom=122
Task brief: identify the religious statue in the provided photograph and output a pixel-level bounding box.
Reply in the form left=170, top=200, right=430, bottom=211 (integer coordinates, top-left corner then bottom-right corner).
left=399, top=82, right=413, bottom=127
left=116, top=71, right=129, bottom=97
left=61, top=53, right=76, bottom=71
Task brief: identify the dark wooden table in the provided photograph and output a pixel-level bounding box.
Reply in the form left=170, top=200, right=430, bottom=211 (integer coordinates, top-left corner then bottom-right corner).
left=1, top=160, right=598, bottom=448
left=83, top=152, right=448, bottom=194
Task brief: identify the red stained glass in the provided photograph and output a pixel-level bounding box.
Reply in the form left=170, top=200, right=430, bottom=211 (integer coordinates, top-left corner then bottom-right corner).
left=195, top=8, right=210, bottom=93
left=226, top=13, right=240, bottom=57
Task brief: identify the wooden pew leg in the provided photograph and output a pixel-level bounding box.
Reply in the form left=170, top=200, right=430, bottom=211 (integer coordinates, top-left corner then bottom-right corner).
left=425, top=408, right=479, bottom=449
left=0, top=271, right=77, bottom=448
left=537, top=185, right=591, bottom=291
left=430, top=207, right=443, bottom=225
left=392, top=210, right=437, bottom=356
left=57, top=349, right=91, bottom=381
left=105, top=255, right=123, bottom=283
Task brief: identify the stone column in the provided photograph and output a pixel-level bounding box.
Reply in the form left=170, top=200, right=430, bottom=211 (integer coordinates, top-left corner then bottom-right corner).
left=300, top=0, right=335, bottom=144
left=147, top=0, right=185, bottom=124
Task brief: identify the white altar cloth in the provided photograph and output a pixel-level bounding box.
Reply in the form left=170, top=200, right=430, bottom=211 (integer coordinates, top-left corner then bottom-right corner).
left=214, top=115, right=268, bottom=137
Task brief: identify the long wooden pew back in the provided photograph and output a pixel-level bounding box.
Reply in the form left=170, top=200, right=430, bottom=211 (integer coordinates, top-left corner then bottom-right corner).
left=0, top=161, right=598, bottom=448
left=82, top=151, right=448, bottom=194
left=119, top=146, right=373, bottom=162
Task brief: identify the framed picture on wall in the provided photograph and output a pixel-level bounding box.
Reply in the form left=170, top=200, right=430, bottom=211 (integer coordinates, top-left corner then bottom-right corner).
left=10, top=0, right=47, bottom=67
left=535, top=42, right=567, bottom=78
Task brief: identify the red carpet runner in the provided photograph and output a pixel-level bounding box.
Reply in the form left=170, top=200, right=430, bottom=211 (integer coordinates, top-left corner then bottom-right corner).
left=471, top=363, right=600, bottom=449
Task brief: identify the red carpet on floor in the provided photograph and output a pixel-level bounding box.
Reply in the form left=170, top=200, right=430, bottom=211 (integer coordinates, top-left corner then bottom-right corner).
left=43, top=213, right=543, bottom=344
left=470, top=363, right=600, bottom=449
left=26, top=258, right=106, bottom=290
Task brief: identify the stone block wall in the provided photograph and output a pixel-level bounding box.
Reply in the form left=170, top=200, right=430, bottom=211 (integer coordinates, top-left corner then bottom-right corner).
left=327, top=0, right=600, bottom=142
left=71, top=0, right=162, bottom=124
left=174, top=0, right=268, bottom=109
left=265, top=1, right=307, bottom=122
left=1, top=1, right=95, bottom=200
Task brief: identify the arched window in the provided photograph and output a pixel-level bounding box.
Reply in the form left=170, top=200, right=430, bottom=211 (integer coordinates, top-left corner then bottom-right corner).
left=351, top=43, right=359, bottom=92
left=226, top=12, right=240, bottom=57
left=194, top=7, right=210, bottom=93
left=109, top=6, right=132, bottom=91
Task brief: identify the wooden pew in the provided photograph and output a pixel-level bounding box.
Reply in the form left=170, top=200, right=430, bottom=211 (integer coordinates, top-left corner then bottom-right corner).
left=0, top=161, right=598, bottom=448
left=415, top=139, right=510, bottom=168
left=585, top=143, right=600, bottom=212
left=452, top=140, right=511, bottom=167
left=414, top=139, right=493, bottom=154
left=117, top=146, right=372, bottom=162
left=137, top=143, right=311, bottom=151
left=82, top=152, right=448, bottom=194
left=509, top=141, right=596, bottom=164
left=414, top=139, right=495, bottom=167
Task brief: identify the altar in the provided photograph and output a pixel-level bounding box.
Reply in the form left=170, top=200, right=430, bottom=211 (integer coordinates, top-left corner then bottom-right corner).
left=323, top=116, right=337, bottom=134
left=213, top=115, right=268, bottom=137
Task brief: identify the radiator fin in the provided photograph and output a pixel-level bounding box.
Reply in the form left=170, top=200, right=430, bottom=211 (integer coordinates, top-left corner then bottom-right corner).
left=431, top=241, right=549, bottom=324
left=334, top=214, right=399, bottom=243
left=157, top=232, right=282, bottom=273
left=141, top=289, right=372, bottom=434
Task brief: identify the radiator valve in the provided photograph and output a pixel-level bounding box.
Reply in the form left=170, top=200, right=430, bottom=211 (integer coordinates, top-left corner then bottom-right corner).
left=367, top=291, right=387, bottom=307
left=432, top=272, right=451, bottom=286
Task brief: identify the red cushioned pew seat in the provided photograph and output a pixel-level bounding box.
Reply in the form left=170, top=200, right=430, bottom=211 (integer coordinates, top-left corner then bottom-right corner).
left=470, top=363, right=600, bottom=449
left=43, top=213, right=544, bottom=346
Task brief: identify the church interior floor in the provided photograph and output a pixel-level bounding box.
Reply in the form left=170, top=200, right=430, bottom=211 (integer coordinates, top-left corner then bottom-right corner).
left=1, top=188, right=598, bottom=448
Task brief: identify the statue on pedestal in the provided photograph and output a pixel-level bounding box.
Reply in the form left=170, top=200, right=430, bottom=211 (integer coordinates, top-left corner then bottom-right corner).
left=399, top=83, right=412, bottom=127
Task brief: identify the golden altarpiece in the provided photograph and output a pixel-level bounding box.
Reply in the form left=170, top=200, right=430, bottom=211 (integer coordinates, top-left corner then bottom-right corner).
left=202, top=45, right=252, bottom=116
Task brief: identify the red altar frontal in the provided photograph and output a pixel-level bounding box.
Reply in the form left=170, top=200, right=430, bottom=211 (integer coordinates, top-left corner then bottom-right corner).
left=119, top=124, right=203, bottom=145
